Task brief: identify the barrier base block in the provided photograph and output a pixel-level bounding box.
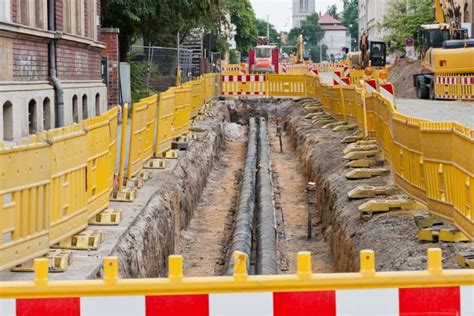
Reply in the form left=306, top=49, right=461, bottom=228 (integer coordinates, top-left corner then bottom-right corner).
left=144, top=159, right=166, bottom=169
left=311, top=114, right=333, bottom=122
left=164, top=149, right=180, bottom=159
left=173, top=140, right=189, bottom=150
left=347, top=185, right=397, bottom=199
left=345, top=158, right=384, bottom=168
left=414, top=212, right=444, bottom=229
left=333, top=124, right=359, bottom=132
left=139, top=170, right=152, bottom=181
left=341, top=134, right=364, bottom=144
left=314, top=118, right=336, bottom=125
left=111, top=188, right=136, bottom=202
left=11, top=249, right=73, bottom=273
left=304, top=106, right=324, bottom=114
left=125, top=177, right=144, bottom=189
left=456, top=251, right=474, bottom=269
left=346, top=167, right=390, bottom=180
left=52, top=230, right=102, bottom=250
left=417, top=226, right=469, bottom=243
left=344, top=142, right=378, bottom=154
left=89, top=208, right=121, bottom=226
left=323, top=121, right=347, bottom=129
left=359, top=198, right=427, bottom=220
left=344, top=149, right=379, bottom=160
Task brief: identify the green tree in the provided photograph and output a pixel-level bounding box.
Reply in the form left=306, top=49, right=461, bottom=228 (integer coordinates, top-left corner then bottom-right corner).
left=255, top=19, right=280, bottom=44
left=288, top=13, right=325, bottom=62
left=378, top=0, right=434, bottom=52
left=341, top=0, right=358, bottom=46
left=225, top=0, right=258, bottom=54
left=327, top=4, right=340, bottom=19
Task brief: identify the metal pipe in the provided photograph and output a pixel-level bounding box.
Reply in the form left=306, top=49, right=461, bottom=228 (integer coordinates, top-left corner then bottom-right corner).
left=256, top=117, right=277, bottom=275
left=226, top=118, right=258, bottom=275
left=47, top=0, right=64, bottom=127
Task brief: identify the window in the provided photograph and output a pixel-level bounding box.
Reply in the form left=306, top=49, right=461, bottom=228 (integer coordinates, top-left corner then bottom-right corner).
left=0, top=0, right=11, bottom=22
left=3, top=101, right=13, bottom=140
left=43, top=98, right=51, bottom=130
left=72, top=95, right=79, bottom=123
left=28, top=99, right=37, bottom=135
left=95, top=93, right=100, bottom=116
left=82, top=94, right=88, bottom=119
left=17, top=0, right=47, bottom=29
left=63, top=0, right=96, bottom=40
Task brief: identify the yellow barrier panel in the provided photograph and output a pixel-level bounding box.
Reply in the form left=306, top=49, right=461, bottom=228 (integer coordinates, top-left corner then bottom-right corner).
left=155, top=90, right=175, bottom=157
left=124, top=95, right=157, bottom=180
left=172, top=84, right=192, bottom=138
left=190, top=77, right=205, bottom=118
left=48, top=125, right=88, bottom=245
left=267, top=74, right=306, bottom=97
left=82, top=115, right=111, bottom=219
left=204, top=73, right=216, bottom=101
left=0, top=141, right=51, bottom=270
left=105, top=106, right=119, bottom=191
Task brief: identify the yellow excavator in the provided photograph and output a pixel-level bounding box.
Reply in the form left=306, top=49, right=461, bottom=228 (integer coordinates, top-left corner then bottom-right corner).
left=414, top=0, right=474, bottom=99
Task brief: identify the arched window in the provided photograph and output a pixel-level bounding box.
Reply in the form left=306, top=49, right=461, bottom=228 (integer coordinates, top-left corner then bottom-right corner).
left=72, top=95, right=79, bottom=123
left=95, top=93, right=100, bottom=116
left=28, top=99, right=37, bottom=135
left=82, top=94, right=88, bottom=119
left=43, top=97, right=51, bottom=130
left=3, top=101, right=13, bottom=140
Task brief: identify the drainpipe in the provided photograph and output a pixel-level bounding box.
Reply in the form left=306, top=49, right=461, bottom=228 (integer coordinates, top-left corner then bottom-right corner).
left=48, top=0, right=65, bottom=127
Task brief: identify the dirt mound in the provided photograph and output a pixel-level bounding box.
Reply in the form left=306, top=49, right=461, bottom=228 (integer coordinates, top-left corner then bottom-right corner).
left=389, top=58, right=421, bottom=99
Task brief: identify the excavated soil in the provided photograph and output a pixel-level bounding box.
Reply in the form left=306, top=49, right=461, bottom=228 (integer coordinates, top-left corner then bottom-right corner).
left=286, top=100, right=472, bottom=271
left=389, top=58, right=420, bottom=99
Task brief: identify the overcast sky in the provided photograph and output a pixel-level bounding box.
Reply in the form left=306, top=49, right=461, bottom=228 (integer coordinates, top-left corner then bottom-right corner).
left=250, top=0, right=344, bottom=32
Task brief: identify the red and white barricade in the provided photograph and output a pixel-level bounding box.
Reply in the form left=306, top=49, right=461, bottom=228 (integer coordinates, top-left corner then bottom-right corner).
left=221, top=75, right=266, bottom=96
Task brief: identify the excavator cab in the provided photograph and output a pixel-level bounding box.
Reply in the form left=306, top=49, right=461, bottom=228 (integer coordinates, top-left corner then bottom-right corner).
left=369, top=41, right=387, bottom=67
left=420, top=24, right=450, bottom=57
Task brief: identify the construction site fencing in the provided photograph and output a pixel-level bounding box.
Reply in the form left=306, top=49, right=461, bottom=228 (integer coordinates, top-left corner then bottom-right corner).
left=222, top=64, right=246, bottom=75
left=435, top=74, right=474, bottom=100
left=0, top=72, right=218, bottom=271
left=221, top=73, right=474, bottom=239
left=0, top=249, right=472, bottom=315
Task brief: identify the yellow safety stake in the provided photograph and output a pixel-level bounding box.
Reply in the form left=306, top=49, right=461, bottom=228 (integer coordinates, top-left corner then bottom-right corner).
left=427, top=248, right=442, bottom=274
left=104, top=257, right=118, bottom=285
left=118, top=104, right=128, bottom=192
left=360, top=250, right=375, bottom=276
left=169, top=255, right=183, bottom=282
left=232, top=251, right=248, bottom=280
left=297, top=252, right=312, bottom=279
left=34, top=258, right=49, bottom=286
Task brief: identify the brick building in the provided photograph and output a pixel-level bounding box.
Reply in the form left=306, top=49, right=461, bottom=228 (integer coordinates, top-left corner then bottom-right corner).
left=0, top=0, right=116, bottom=142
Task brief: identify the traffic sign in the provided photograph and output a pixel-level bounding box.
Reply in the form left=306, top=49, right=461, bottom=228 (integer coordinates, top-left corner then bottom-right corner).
left=405, top=37, right=414, bottom=47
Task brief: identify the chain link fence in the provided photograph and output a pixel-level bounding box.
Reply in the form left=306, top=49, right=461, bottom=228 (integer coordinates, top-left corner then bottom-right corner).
left=129, top=46, right=193, bottom=99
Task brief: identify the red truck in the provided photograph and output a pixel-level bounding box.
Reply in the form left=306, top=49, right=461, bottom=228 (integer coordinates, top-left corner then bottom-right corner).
left=249, top=37, right=279, bottom=74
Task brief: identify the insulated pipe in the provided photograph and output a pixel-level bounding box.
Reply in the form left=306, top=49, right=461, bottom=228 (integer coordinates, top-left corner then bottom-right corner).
left=48, top=0, right=65, bottom=127
left=226, top=118, right=258, bottom=275
left=256, top=117, right=278, bottom=275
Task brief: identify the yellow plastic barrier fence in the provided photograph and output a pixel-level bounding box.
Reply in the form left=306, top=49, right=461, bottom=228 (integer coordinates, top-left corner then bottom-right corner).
left=0, top=249, right=472, bottom=315
left=221, top=74, right=267, bottom=97
left=172, top=85, right=192, bottom=138
left=267, top=74, right=306, bottom=97
left=47, top=125, right=89, bottom=245
left=105, top=106, right=119, bottom=191
left=222, top=64, right=245, bottom=76
left=126, top=95, right=157, bottom=179
left=204, top=73, right=217, bottom=101
left=82, top=115, right=112, bottom=219
left=190, top=77, right=205, bottom=118
left=0, top=140, right=51, bottom=271
left=435, top=74, right=474, bottom=100
left=155, top=90, right=175, bottom=157
left=286, top=64, right=311, bottom=75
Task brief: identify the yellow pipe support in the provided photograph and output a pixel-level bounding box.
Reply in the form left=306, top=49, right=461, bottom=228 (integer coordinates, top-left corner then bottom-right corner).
left=117, top=104, right=128, bottom=192
left=0, top=249, right=472, bottom=299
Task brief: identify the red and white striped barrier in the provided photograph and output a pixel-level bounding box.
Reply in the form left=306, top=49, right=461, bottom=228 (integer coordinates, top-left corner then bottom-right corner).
left=222, top=75, right=265, bottom=82
left=436, top=76, right=457, bottom=85
left=380, top=83, right=396, bottom=104
left=343, top=66, right=350, bottom=78
left=1, top=286, right=472, bottom=315
left=333, top=71, right=350, bottom=86
left=364, top=79, right=378, bottom=93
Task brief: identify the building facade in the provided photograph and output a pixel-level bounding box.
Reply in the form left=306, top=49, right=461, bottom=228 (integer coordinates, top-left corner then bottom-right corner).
left=358, top=0, right=393, bottom=40
left=0, top=0, right=108, bottom=142
left=456, top=0, right=474, bottom=36
left=292, top=0, right=316, bottom=28
left=319, top=12, right=352, bottom=57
